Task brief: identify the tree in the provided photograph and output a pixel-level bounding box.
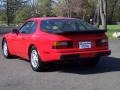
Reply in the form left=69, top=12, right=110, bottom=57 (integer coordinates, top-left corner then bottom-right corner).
left=107, top=0, right=120, bottom=24
left=1, top=0, right=29, bottom=25
left=36, top=0, right=53, bottom=16
left=0, top=0, right=120, bottom=25
left=52, top=0, right=91, bottom=20
left=14, top=7, right=32, bottom=23
left=99, top=0, right=107, bottom=29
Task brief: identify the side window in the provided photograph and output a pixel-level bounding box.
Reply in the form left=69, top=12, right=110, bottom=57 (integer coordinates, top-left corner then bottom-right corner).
left=19, top=21, right=37, bottom=34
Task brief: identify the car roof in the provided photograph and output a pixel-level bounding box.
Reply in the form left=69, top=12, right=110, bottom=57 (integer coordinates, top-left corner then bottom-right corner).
left=28, top=17, right=78, bottom=21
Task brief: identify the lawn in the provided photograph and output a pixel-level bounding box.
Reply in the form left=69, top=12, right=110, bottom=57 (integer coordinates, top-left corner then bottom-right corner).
left=105, top=25, right=120, bottom=39
left=99, top=25, right=120, bottom=39
left=107, top=25, right=120, bottom=30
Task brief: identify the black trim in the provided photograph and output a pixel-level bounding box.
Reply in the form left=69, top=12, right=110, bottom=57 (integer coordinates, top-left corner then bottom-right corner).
left=60, top=54, right=80, bottom=60
left=97, top=51, right=111, bottom=56
left=60, top=51, right=111, bottom=60
left=41, top=29, right=107, bottom=35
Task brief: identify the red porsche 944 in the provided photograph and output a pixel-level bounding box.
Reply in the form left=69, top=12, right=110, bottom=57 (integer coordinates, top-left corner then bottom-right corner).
left=2, top=17, right=111, bottom=71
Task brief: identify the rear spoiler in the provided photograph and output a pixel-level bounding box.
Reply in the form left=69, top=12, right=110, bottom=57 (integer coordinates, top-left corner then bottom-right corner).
left=43, top=29, right=107, bottom=34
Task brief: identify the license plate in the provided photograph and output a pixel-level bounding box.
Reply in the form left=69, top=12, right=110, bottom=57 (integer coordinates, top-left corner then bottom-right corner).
left=79, top=41, right=91, bottom=49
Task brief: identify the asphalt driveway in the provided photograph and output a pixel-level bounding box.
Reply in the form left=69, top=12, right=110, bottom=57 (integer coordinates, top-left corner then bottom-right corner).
left=0, top=28, right=120, bottom=90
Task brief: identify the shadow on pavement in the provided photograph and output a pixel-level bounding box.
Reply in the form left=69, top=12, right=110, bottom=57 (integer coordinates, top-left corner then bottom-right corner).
left=42, top=57, right=120, bottom=74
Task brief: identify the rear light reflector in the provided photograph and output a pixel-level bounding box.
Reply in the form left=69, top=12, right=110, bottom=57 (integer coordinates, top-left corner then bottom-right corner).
left=52, top=41, right=73, bottom=49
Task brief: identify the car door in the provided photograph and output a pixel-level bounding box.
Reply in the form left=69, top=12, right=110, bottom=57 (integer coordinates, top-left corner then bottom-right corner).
left=14, top=21, right=37, bottom=58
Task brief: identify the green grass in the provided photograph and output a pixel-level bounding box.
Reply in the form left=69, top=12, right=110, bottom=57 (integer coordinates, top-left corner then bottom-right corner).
left=107, top=25, right=120, bottom=30
left=104, top=25, right=120, bottom=39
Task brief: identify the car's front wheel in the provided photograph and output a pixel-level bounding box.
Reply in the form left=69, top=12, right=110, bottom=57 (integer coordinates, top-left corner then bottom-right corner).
left=2, top=40, right=12, bottom=58
left=30, top=47, right=44, bottom=72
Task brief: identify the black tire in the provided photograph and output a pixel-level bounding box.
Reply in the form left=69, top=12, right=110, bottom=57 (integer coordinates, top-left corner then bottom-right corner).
left=30, top=46, right=44, bottom=72
left=87, top=57, right=100, bottom=66
left=2, top=39, right=12, bottom=58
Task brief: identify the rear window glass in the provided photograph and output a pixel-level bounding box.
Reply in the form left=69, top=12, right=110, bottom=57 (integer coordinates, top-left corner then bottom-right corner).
left=40, top=19, right=98, bottom=33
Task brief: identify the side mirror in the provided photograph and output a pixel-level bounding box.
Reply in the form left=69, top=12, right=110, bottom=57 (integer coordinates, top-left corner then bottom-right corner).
left=12, top=29, right=19, bottom=34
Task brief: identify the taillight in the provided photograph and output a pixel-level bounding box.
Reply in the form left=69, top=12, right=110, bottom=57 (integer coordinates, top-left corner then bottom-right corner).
left=52, top=41, right=73, bottom=49
left=96, top=39, right=108, bottom=46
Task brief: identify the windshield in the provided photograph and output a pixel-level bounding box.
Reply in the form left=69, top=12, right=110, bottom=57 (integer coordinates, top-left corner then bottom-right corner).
left=40, top=19, right=98, bottom=33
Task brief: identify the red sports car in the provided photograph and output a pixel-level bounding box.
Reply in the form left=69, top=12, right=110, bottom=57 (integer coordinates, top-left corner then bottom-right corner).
left=2, top=17, right=111, bottom=71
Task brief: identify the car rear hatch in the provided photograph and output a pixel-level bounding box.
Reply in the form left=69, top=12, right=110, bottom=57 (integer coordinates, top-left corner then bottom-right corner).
left=51, top=31, right=108, bottom=53
left=40, top=18, right=108, bottom=53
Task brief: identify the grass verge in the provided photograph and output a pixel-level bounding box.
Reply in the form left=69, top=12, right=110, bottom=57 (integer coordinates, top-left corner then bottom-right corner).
left=105, top=25, right=120, bottom=39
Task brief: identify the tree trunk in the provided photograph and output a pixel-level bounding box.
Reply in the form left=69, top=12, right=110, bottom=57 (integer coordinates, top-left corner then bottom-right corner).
left=108, top=0, right=118, bottom=24
left=66, top=0, right=71, bottom=17
left=99, top=0, right=107, bottom=29
left=6, top=0, right=10, bottom=26
left=94, top=0, right=100, bottom=28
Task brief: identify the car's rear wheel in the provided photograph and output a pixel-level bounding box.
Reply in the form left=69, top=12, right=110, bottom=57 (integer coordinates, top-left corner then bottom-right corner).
left=2, top=40, right=12, bottom=58
left=30, top=47, right=44, bottom=72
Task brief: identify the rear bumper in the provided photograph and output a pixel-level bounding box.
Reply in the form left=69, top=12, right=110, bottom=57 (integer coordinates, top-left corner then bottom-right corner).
left=42, top=50, right=111, bottom=62
left=60, top=50, right=111, bottom=60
